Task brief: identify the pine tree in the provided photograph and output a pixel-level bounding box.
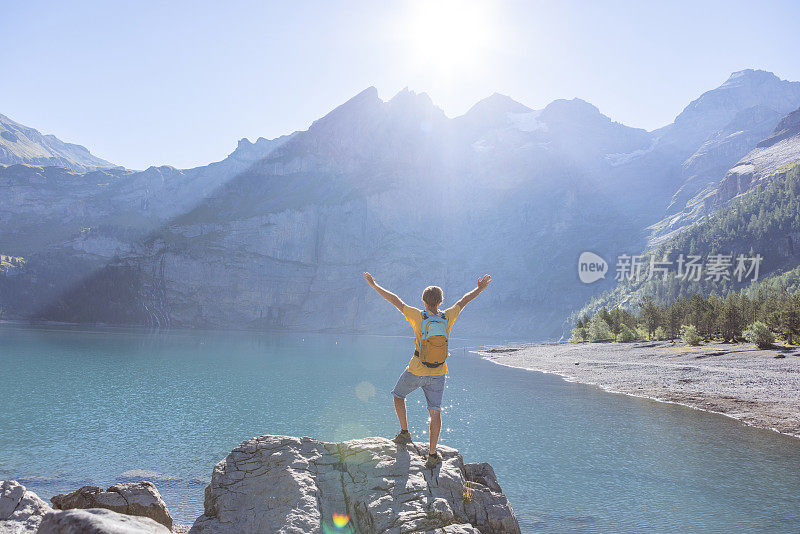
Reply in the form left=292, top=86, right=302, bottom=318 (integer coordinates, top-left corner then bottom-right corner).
left=639, top=296, right=660, bottom=340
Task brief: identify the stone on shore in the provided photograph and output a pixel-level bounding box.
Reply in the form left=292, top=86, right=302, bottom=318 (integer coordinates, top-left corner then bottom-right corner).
left=50, top=481, right=173, bottom=530
left=37, top=508, right=170, bottom=533
left=1, top=480, right=173, bottom=534
left=189, top=435, right=521, bottom=534
left=0, top=480, right=53, bottom=533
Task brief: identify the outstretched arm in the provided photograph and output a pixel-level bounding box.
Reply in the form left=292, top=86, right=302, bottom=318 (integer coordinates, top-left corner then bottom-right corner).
left=456, top=274, right=492, bottom=310
left=363, top=272, right=405, bottom=312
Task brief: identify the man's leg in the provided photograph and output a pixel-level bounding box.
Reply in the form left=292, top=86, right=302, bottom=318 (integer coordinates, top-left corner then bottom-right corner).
left=421, top=375, right=446, bottom=457
left=428, top=409, right=441, bottom=455
left=394, top=396, right=408, bottom=431
left=391, top=370, right=420, bottom=444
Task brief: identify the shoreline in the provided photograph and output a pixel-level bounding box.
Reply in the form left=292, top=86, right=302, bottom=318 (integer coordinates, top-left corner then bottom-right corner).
left=476, top=340, right=800, bottom=439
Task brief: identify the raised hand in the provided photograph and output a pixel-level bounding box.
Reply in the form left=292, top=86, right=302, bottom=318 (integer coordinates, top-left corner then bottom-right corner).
left=477, top=274, right=492, bottom=291
left=362, top=272, right=376, bottom=287
left=456, top=274, right=492, bottom=309
left=363, top=272, right=404, bottom=311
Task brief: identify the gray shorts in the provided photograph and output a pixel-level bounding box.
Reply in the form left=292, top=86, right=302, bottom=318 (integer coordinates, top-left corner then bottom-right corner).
left=391, top=370, right=446, bottom=412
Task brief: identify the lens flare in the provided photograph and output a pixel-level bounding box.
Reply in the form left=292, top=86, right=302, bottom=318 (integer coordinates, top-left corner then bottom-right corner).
left=322, top=513, right=354, bottom=533
left=333, top=513, right=349, bottom=528
left=354, top=381, right=376, bottom=402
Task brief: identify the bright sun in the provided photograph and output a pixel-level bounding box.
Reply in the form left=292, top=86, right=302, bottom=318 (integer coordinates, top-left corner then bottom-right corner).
left=403, top=0, right=495, bottom=78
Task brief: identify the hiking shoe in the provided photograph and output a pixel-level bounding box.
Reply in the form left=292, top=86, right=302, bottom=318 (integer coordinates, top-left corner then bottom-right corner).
left=392, top=430, right=412, bottom=445
left=425, top=451, right=442, bottom=469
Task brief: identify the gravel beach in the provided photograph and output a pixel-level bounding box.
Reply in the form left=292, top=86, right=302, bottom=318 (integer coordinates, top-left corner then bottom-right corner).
left=478, top=341, right=800, bottom=438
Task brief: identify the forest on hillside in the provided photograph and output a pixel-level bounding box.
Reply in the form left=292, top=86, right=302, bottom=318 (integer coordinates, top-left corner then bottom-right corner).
left=572, top=282, right=800, bottom=347
left=569, top=161, right=800, bottom=338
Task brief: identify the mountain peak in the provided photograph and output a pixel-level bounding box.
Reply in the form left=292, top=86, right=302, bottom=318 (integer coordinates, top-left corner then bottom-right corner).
left=316, top=86, right=382, bottom=118
left=353, top=85, right=379, bottom=100
left=226, top=133, right=297, bottom=164
left=463, top=93, right=532, bottom=118
left=388, top=87, right=434, bottom=107
left=539, top=98, right=604, bottom=122
left=722, top=69, right=781, bottom=88
left=308, top=86, right=383, bottom=131
left=385, top=88, right=446, bottom=126
left=673, top=69, right=800, bottom=134
left=0, top=112, right=115, bottom=171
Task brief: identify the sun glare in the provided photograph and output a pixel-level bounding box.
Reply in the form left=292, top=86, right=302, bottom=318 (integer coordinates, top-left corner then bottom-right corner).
left=403, top=0, right=495, bottom=78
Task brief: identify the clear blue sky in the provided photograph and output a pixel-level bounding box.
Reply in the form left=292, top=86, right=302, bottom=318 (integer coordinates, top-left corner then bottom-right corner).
left=3, top=0, right=799, bottom=169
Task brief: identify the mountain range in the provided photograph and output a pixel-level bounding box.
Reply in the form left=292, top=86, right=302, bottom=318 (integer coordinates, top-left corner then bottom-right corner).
left=574, top=99, right=800, bottom=323
left=0, top=113, right=114, bottom=171
left=1, top=69, right=799, bottom=340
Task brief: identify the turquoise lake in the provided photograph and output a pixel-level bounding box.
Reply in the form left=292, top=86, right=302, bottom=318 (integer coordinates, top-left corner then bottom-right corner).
left=2, top=324, right=800, bottom=532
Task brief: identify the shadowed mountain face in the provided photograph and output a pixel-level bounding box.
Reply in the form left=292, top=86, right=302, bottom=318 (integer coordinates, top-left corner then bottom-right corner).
left=709, top=105, right=800, bottom=208
left=569, top=102, right=800, bottom=329
left=648, top=69, right=800, bottom=243
left=2, top=70, right=799, bottom=339
left=0, top=113, right=115, bottom=171
left=647, top=102, right=800, bottom=246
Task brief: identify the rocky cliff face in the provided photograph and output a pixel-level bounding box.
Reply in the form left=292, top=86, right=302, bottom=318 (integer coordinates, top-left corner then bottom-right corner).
left=0, top=131, right=294, bottom=325
left=648, top=70, right=800, bottom=243
left=648, top=105, right=800, bottom=245
left=1, top=85, right=659, bottom=338
left=2, top=71, right=799, bottom=339
left=711, top=107, right=800, bottom=204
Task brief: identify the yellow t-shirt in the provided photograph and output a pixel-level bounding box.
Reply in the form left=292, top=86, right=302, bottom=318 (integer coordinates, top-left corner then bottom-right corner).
left=402, top=303, right=462, bottom=376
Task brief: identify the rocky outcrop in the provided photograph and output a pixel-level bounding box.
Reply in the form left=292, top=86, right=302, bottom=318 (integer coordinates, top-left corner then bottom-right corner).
left=3, top=437, right=520, bottom=534
left=757, top=106, right=800, bottom=148
left=710, top=109, right=800, bottom=207
left=0, top=479, right=53, bottom=533
left=38, top=508, right=170, bottom=533
left=190, top=435, right=520, bottom=534
left=462, top=463, right=503, bottom=494
left=1, top=480, right=173, bottom=534
left=50, top=481, right=172, bottom=530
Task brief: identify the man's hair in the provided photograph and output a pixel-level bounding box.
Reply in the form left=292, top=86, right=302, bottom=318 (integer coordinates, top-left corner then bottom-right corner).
left=422, top=286, right=443, bottom=307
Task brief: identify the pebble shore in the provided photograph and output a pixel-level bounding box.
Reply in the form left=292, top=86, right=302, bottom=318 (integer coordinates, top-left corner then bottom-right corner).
left=478, top=340, right=800, bottom=438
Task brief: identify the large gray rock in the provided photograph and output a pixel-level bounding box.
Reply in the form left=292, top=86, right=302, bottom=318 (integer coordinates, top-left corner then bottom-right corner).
left=463, top=463, right=502, bottom=494
left=37, top=508, right=170, bottom=534
left=0, top=480, right=52, bottom=534
left=1, top=481, right=171, bottom=534
left=189, top=435, right=520, bottom=534
left=51, top=482, right=172, bottom=530
left=426, top=527, right=481, bottom=534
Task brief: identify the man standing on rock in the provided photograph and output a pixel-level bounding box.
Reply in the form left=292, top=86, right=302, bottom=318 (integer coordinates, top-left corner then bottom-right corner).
left=362, top=272, right=492, bottom=469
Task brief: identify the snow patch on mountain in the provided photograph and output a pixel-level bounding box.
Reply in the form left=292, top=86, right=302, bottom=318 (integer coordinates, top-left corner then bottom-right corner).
left=605, top=140, right=657, bottom=166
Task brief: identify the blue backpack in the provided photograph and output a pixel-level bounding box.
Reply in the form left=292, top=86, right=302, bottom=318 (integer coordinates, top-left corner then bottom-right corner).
left=417, top=311, right=449, bottom=368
